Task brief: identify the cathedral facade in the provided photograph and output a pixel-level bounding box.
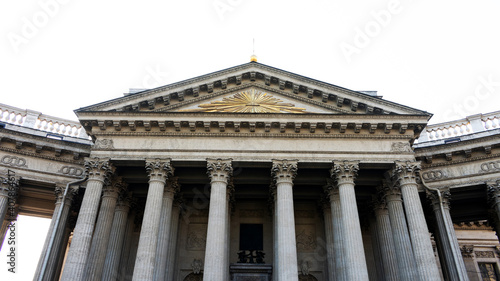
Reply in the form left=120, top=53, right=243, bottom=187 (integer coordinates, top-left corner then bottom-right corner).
left=0, top=62, right=500, bottom=281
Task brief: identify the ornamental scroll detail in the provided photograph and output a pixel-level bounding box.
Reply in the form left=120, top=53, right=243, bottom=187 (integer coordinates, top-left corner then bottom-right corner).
left=179, top=89, right=307, bottom=113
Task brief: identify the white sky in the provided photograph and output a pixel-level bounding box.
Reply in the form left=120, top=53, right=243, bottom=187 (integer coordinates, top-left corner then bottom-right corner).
left=1, top=0, right=500, bottom=279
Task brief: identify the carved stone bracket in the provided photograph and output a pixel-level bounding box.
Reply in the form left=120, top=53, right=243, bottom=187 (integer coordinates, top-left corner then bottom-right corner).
left=145, top=158, right=173, bottom=184
left=84, top=157, right=115, bottom=185
left=271, top=159, right=298, bottom=185
left=206, top=158, right=232, bottom=184
left=460, top=245, right=474, bottom=259
left=330, top=160, right=359, bottom=185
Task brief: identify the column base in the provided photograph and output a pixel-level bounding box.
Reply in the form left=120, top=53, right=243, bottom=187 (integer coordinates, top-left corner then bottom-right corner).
left=230, top=263, right=273, bottom=281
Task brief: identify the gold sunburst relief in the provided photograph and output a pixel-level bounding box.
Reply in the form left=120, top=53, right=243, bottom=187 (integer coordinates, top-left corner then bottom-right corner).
left=179, top=89, right=307, bottom=113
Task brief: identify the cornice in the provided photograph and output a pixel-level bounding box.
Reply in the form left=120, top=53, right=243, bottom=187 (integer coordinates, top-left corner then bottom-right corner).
left=415, top=134, right=500, bottom=155
left=0, top=128, right=91, bottom=150
left=421, top=153, right=500, bottom=169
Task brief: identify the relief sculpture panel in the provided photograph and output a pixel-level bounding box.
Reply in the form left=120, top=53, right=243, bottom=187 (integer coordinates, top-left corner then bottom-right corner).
left=296, top=224, right=317, bottom=252
left=186, top=224, right=207, bottom=251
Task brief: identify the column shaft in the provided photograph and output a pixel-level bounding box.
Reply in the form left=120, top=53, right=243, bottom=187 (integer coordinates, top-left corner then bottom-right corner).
left=133, top=183, right=166, bottom=280
left=153, top=180, right=177, bottom=281
left=101, top=198, right=130, bottom=281
left=61, top=158, right=114, bottom=281
left=428, top=191, right=469, bottom=281
left=374, top=203, right=400, bottom=281
left=322, top=205, right=336, bottom=281
left=329, top=190, right=345, bottom=281
left=401, top=183, right=441, bottom=280
left=165, top=203, right=181, bottom=281
left=385, top=194, right=419, bottom=281
left=272, top=160, right=299, bottom=281
left=394, top=161, right=440, bottom=281
left=85, top=183, right=120, bottom=281
left=203, top=159, right=232, bottom=281
left=33, top=186, right=75, bottom=281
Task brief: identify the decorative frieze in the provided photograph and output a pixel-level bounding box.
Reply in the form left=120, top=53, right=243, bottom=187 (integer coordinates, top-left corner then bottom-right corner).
left=390, top=142, right=412, bottom=152
left=475, top=251, right=495, bottom=259
left=421, top=170, right=445, bottom=181
left=1, top=155, right=27, bottom=167
left=59, top=166, right=84, bottom=176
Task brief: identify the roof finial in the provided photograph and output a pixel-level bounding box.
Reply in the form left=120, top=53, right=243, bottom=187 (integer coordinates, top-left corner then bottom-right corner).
left=250, top=38, right=257, bottom=62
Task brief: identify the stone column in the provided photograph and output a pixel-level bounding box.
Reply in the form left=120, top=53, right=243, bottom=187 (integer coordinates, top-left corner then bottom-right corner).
left=392, top=161, right=441, bottom=281
left=61, top=157, right=114, bottom=281
left=487, top=180, right=500, bottom=240
left=153, top=177, right=179, bottom=281
left=101, top=191, right=132, bottom=281
left=272, top=159, right=299, bottom=281
left=382, top=183, right=419, bottom=281
left=132, top=159, right=173, bottom=281
left=320, top=195, right=336, bottom=281
left=269, top=185, right=278, bottom=281
left=225, top=181, right=235, bottom=281
left=118, top=207, right=138, bottom=281
left=324, top=179, right=345, bottom=281
left=427, top=189, right=469, bottom=281
left=33, top=185, right=77, bottom=281
left=330, top=161, right=369, bottom=280
left=165, top=197, right=182, bottom=281
left=203, top=158, right=232, bottom=281
left=85, top=177, right=123, bottom=281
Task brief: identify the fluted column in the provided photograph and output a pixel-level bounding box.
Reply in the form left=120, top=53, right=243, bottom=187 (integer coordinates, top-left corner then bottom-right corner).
left=320, top=195, right=336, bottom=281
left=101, top=191, right=132, bottom=281
left=61, top=157, right=114, bottom=281
left=33, top=185, right=77, bottom=281
left=488, top=181, right=500, bottom=240
left=269, top=185, right=278, bottom=281
left=133, top=159, right=173, bottom=281
left=377, top=186, right=413, bottom=281
left=272, top=159, right=299, bottom=281
left=330, top=161, right=368, bottom=280
left=203, top=158, right=233, bottom=281
left=85, top=177, right=123, bottom=281
left=118, top=206, right=138, bottom=281
left=325, top=179, right=345, bottom=281
left=225, top=181, right=234, bottom=281
left=165, top=197, right=182, bottom=281
left=392, top=161, right=440, bottom=281
left=427, top=189, right=469, bottom=281
left=153, top=177, right=179, bottom=281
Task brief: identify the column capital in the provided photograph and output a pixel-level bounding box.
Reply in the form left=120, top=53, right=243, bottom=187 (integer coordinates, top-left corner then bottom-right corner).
left=487, top=180, right=500, bottom=207
left=207, top=158, right=233, bottom=184
left=115, top=191, right=133, bottom=210
left=381, top=180, right=403, bottom=202
left=391, top=160, right=420, bottom=187
left=103, top=176, right=127, bottom=199
left=54, top=185, right=78, bottom=204
left=426, top=188, right=451, bottom=209
left=271, top=159, right=298, bottom=185
left=84, top=157, right=115, bottom=185
left=145, top=158, right=173, bottom=184
left=330, top=160, right=359, bottom=185
left=165, top=176, right=180, bottom=198
left=323, top=178, right=339, bottom=199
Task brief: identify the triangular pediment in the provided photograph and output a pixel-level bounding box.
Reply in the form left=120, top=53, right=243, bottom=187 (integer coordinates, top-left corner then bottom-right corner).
left=75, top=62, right=431, bottom=117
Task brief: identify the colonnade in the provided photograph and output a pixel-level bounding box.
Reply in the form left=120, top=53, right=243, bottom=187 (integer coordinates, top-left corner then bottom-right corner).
left=23, top=157, right=500, bottom=281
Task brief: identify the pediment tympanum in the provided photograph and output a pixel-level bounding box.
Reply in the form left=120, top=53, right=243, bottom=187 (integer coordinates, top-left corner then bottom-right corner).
left=178, top=89, right=307, bottom=114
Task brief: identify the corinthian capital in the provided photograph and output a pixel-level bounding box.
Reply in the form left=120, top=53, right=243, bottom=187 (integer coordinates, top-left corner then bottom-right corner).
left=487, top=180, right=500, bottom=207
left=271, top=159, right=298, bottom=185
left=391, top=160, right=421, bottom=187
left=426, top=188, right=451, bottom=209
left=207, top=158, right=233, bottom=184
left=84, top=157, right=115, bottom=185
left=330, top=160, right=359, bottom=185
left=145, top=159, right=173, bottom=184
